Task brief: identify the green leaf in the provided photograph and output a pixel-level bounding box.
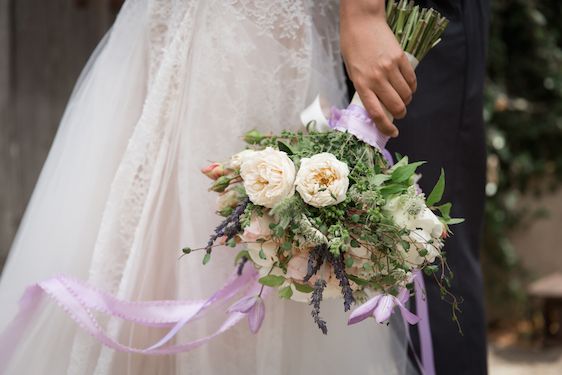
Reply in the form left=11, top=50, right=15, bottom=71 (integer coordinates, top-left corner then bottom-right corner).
left=348, top=274, right=369, bottom=286
left=447, top=218, right=465, bottom=225
left=277, top=141, right=294, bottom=155
left=426, top=169, right=445, bottom=206
left=380, top=184, right=406, bottom=196
left=258, top=248, right=266, bottom=260
left=182, top=247, right=192, bottom=254
left=258, top=275, right=286, bottom=287
left=293, top=282, right=314, bottom=293
left=202, top=253, right=211, bottom=265
left=400, top=240, right=411, bottom=251
left=227, top=238, right=237, bottom=248
left=281, top=241, right=292, bottom=251
left=345, top=256, right=355, bottom=268
left=370, top=174, right=391, bottom=186
left=391, top=161, right=425, bottom=183
left=389, top=155, right=408, bottom=172
left=436, top=203, right=452, bottom=219
left=278, top=286, right=293, bottom=299
left=234, top=250, right=249, bottom=265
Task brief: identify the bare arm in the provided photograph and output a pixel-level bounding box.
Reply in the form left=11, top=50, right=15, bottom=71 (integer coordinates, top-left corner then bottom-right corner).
left=340, top=0, right=417, bottom=137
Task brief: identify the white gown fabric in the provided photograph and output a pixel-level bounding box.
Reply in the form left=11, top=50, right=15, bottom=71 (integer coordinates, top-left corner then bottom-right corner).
left=0, top=1, right=412, bottom=374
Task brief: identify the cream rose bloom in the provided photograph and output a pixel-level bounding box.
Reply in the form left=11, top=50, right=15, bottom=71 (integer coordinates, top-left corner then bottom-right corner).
left=229, top=149, right=255, bottom=169
left=240, top=147, right=296, bottom=208
left=295, top=152, right=349, bottom=208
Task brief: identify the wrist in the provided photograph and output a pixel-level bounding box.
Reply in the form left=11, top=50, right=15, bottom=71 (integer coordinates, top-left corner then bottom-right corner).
left=340, top=0, right=386, bottom=21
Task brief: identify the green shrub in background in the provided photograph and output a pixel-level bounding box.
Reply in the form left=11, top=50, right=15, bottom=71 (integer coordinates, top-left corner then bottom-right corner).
left=483, top=0, right=562, bottom=324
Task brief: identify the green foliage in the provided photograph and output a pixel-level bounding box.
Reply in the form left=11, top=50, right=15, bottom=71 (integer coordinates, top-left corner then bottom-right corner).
left=258, top=275, right=286, bottom=287
left=483, top=0, right=562, bottom=322
left=426, top=169, right=445, bottom=207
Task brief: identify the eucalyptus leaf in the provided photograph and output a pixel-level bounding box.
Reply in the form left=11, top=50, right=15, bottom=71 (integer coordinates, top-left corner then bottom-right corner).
left=258, top=275, right=286, bottom=287
left=278, top=286, right=293, bottom=299
left=293, top=282, right=314, bottom=293
left=202, top=253, right=211, bottom=265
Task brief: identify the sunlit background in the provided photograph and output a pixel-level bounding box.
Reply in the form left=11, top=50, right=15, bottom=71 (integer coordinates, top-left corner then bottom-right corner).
left=1, top=1, right=561, bottom=373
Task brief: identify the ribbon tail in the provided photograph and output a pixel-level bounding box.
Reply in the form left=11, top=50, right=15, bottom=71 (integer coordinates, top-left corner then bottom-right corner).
left=415, top=271, right=436, bottom=375
left=0, top=266, right=261, bottom=358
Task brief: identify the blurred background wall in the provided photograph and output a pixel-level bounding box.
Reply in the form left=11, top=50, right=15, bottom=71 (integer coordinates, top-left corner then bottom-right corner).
left=0, top=0, right=119, bottom=268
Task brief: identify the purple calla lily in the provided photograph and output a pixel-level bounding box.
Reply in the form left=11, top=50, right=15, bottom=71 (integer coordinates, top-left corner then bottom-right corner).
left=228, top=295, right=266, bottom=334
left=348, top=287, right=420, bottom=326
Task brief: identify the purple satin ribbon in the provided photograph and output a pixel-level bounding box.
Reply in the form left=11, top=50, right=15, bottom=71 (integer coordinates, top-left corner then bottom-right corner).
left=0, top=264, right=264, bottom=371
left=329, top=104, right=393, bottom=164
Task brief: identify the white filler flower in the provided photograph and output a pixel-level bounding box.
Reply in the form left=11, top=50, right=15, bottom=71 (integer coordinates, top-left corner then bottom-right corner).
left=240, top=147, right=296, bottom=208
left=385, top=193, right=444, bottom=268
left=295, top=152, right=349, bottom=208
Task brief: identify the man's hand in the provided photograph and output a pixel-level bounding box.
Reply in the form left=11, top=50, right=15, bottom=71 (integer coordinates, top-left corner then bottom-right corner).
left=340, top=0, right=417, bottom=137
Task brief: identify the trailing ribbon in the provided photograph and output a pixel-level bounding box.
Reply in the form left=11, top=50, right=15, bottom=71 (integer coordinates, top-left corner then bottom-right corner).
left=0, top=264, right=265, bottom=372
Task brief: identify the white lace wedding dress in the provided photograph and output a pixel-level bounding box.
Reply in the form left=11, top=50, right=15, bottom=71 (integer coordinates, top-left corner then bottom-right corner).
left=0, top=1, right=412, bottom=373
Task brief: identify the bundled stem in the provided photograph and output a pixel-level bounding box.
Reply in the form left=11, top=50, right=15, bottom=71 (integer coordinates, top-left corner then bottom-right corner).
left=386, top=0, right=449, bottom=61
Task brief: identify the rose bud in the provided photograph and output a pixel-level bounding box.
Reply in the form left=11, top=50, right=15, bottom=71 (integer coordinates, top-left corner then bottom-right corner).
left=201, top=162, right=228, bottom=180
left=243, top=130, right=264, bottom=144
left=210, top=176, right=232, bottom=192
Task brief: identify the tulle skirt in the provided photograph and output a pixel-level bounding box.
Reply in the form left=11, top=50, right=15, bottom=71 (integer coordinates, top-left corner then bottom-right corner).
left=0, top=1, right=412, bottom=373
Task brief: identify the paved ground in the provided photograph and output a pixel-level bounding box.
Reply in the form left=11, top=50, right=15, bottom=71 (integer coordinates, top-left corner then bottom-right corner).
left=489, top=344, right=562, bottom=374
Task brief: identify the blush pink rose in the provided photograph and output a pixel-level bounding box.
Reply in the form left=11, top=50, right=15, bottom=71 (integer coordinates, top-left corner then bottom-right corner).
left=240, top=213, right=274, bottom=242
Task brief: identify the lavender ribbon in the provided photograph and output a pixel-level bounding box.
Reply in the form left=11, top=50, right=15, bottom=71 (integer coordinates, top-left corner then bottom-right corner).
left=328, top=104, right=393, bottom=164
left=0, top=264, right=263, bottom=370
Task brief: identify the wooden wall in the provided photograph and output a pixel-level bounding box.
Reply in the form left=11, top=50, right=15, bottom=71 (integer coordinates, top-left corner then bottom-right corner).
left=0, top=0, right=118, bottom=271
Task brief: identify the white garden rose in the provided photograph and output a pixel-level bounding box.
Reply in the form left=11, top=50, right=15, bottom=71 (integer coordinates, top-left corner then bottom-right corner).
left=295, top=153, right=349, bottom=208
left=229, top=149, right=255, bottom=169
left=240, top=147, right=296, bottom=208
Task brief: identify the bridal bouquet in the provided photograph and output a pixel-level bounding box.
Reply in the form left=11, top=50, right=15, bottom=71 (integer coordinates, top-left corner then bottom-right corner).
left=184, top=2, right=459, bottom=334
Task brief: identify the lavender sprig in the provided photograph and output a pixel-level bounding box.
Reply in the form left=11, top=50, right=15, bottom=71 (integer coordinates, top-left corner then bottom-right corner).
left=328, top=253, right=355, bottom=311
left=237, top=256, right=249, bottom=276
left=303, top=244, right=327, bottom=282
left=310, top=279, right=328, bottom=335
left=205, top=197, right=250, bottom=255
